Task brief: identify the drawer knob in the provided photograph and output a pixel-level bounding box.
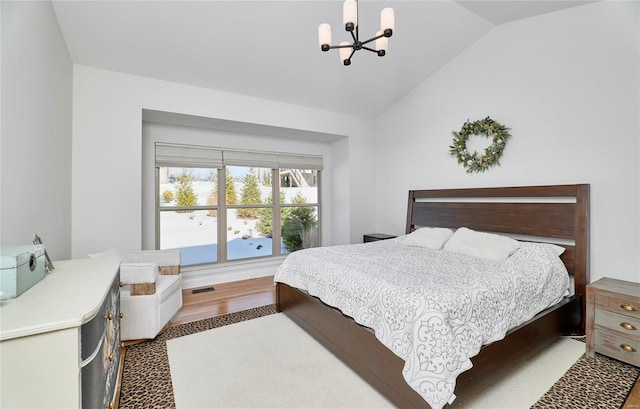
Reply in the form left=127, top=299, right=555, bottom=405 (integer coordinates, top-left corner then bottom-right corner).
left=108, top=354, right=114, bottom=361
left=620, top=322, right=638, bottom=331
left=120, top=312, right=124, bottom=319
left=620, top=303, right=638, bottom=312
left=620, top=343, right=637, bottom=353
left=106, top=313, right=113, bottom=320
left=119, top=281, right=124, bottom=287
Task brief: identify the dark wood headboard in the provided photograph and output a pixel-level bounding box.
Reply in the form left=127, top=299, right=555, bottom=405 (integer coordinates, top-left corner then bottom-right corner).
left=406, top=184, right=590, bottom=299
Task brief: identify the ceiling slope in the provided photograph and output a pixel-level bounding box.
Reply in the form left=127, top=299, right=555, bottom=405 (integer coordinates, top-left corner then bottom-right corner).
left=52, top=1, right=595, bottom=118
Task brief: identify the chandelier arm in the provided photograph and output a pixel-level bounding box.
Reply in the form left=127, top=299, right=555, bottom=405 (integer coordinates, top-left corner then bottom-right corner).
left=350, top=30, right=357, bottom=43
left=360, top=33, right=385, bottom=46
left=342, top=48, right=356, bottom=65
left=361, top=46, right=379, bottom=54
left=326, top=44, right=356, bottom=50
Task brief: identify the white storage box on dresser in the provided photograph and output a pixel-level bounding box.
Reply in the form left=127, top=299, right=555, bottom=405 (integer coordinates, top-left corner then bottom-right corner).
left=0, top=257, right=122, bottom=408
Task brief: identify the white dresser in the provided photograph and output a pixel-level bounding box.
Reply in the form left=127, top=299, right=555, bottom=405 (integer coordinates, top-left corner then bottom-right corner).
left=0, top=257, right=122, bottom=408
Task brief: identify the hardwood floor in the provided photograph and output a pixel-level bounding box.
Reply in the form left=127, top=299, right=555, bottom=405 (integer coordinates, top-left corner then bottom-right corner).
left=624, top=377, right=640, bottom=409
left=170, top=275, right=275, bottom=326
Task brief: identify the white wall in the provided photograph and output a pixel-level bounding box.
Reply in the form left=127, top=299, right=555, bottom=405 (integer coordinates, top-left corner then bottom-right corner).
left=72, top=66, right=375, bottom=265
left=374, top=2, right=640, bottom=284
left=12, top=0, right=632, bottom=288
left=1, top=1, right=72, bottom=260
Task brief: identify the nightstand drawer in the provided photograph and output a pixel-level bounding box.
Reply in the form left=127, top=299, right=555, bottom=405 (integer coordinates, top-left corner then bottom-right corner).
left=595, top=293, right=640, bottom=320
left=593, top=330, right=640, bottom=366
left=595, top=309, right=640, bottom=335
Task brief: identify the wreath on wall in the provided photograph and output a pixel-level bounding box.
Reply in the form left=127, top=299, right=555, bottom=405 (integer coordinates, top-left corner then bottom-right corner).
left=449, top=116, right=511, bottom=173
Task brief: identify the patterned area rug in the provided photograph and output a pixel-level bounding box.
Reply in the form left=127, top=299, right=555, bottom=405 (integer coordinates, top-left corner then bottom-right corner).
left=533, top=347, right=640, bottom=409
left=119, top=305, right=639, bottom=409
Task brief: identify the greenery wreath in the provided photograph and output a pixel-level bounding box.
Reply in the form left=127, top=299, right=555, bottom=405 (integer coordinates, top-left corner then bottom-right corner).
left=449, top=116, right=511, bottom=173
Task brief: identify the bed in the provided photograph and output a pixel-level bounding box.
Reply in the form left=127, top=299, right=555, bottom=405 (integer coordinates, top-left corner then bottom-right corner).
left=275, top=184, right=589, bottom=409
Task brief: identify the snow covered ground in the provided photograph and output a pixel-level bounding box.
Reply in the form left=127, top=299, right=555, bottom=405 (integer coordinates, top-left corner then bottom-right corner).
left=158, top=181, right=313, bottom=265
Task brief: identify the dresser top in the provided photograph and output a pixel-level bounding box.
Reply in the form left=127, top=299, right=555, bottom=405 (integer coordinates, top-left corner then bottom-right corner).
left=0, top=257, right=120, bottom=341
left=589, top=277, right=640, bottom=300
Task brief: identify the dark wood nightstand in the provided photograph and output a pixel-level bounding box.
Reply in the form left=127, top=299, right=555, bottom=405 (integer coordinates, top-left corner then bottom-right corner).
left=586, top=278, right=640, bottom=367
left=363, top=233, right=397, bottom=243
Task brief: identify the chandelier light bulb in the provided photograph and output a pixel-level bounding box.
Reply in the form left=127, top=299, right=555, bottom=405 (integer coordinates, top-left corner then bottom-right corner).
left=339, top=42, right=352, bottom=65
left=375, top=31, right=388, bottom=56
left=318, top=23, right=332, bottom=51
left=380, top=8, right=395, bottom=35
left=343, top=0, right=358, bottom=31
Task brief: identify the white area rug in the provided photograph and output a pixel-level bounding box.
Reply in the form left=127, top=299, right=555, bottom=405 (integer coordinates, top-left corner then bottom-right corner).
left=167, top=313, right=585, bottom=409
left=460, top=336, right=585, bottom=408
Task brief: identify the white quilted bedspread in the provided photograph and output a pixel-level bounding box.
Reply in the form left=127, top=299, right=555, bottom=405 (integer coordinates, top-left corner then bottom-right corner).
left=274, top=239, right=570, bottom=409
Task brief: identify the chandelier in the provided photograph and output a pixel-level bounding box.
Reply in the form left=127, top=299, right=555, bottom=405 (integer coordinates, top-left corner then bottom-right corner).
left=318, top=0, right=395, bottom=66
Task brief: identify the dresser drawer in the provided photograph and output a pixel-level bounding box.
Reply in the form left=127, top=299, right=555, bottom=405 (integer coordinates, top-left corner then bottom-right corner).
left=81, top=272, right=121, bottom=409
left=595, top=293, right=640, bottom=320
left=593, top=329, right=640, bottom=367
left=81, top=275, right=121, bottom=360
left=595, top=309, right=640, bottom=335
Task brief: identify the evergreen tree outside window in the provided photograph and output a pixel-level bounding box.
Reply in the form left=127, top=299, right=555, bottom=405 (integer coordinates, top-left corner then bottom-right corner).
left=237, top=169, right=262, bottom=219
left=282, top=192, right=318, bottom=252
left=175, top=170, right=198, bottom=210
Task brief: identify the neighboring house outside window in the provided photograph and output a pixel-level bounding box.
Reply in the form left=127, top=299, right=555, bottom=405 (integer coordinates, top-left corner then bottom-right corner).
left=155, top=143, right=321, bottom=266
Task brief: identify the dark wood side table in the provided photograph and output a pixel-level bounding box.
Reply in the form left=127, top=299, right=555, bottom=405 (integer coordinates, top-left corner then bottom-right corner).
left=363, top=233, right=397, bottom=243
left=586, top=277, right=640, bottom=367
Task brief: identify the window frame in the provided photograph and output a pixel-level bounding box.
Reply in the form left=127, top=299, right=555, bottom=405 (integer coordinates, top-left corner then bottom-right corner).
left=154, top=156, right=321, bottom=266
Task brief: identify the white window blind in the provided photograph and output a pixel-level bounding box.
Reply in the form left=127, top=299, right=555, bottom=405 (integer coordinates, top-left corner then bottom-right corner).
left=155, top=143, right=322, bottom=170
left=278, top=153, right=323, bottom=170
left=222, top=149, right=279, bottom=168
left=155, top=143, right=223, bottom=168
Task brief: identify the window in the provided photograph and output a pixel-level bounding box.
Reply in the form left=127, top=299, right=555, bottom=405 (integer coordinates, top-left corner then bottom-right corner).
left=278, top=168, right=320, bottom=254
left=155, top=143, right=321, bottom=266
left=159, top=167, right=218, bottom=264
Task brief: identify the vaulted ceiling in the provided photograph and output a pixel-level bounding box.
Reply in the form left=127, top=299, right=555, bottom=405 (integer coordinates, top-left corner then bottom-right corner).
left=52, top=1, right=594, bottom=118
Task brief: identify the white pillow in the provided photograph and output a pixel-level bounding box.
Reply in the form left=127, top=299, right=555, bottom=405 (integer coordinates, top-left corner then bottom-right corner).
left=397, top=227, right=454, bottom=250
left=528, top=242, right=566, bottom=256
left=443, top=227, right=520, bottom=261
